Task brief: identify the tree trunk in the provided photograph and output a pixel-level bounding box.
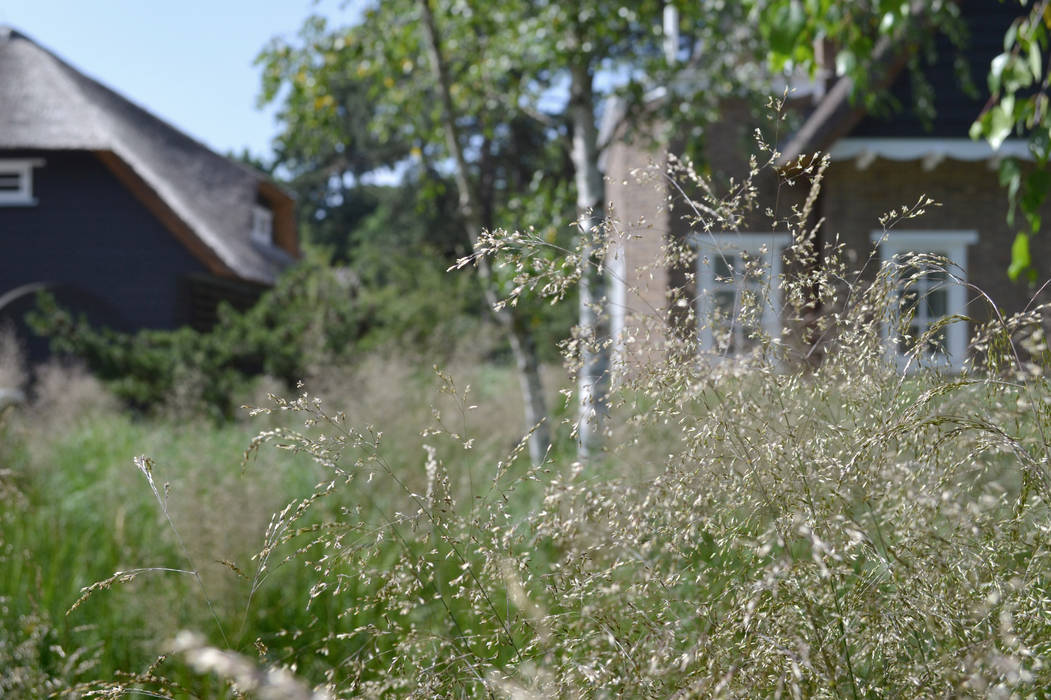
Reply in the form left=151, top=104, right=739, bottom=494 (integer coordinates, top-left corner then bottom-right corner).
left=417, top=0, right=551, bottom=465
left=568, top=60, right=607, bottom=461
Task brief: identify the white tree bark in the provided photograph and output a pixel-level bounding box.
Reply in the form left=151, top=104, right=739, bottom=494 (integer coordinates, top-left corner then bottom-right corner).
left=569, top=60, right=607, bottom=462
left=418, top=0, right=551, bottom=465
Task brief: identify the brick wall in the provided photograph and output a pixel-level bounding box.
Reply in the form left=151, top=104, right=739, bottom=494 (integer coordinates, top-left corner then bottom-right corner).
left=605, top=101, right=812, bottom=368
left=608, top=113, right=1051, bottom=369
left=822, top=157, right=1051, bottom=325
left=605, top=131, right=671, bottom=369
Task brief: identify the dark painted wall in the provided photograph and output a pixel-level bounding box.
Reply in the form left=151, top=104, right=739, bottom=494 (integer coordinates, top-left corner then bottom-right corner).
left=0, top=148, right=208, bottom=337
left=853, top=1, right=1019, bottom=138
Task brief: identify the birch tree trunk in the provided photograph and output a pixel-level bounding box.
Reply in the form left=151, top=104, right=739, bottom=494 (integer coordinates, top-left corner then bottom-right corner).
left=418, top=0, right=551, bottom=466
left=568, top=59, right=607, bottom=461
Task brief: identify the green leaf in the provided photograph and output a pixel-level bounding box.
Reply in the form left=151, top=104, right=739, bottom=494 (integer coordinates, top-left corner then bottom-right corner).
left=878, top=11, right=896, bottom=34
left=1002, top=92, right=1016, bottom=119
left=835, top=48, right=856, bottom=77
left=989, top=52, right=1009, bottom=94
left=1029, top=40, right=1043, bottom=81
left=989, top=103, right=1014, bottom=150
left=1008, top=232, right=1032, bottom=281
left=1004, top=21, right=1018, bottom=52
left=968, top=116, right=984, bottom=141
left=1028, top=213, right=1042, bottom=237
left=765, top=0, right=808, bottom=59
left=999, top=157, right=1022, bottom=226
left=1003, top=55, right=1035, bottom=93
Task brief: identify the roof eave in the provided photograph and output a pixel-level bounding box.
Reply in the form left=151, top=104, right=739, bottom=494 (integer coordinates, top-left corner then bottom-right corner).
left=776, top=38, right=909, bottom=172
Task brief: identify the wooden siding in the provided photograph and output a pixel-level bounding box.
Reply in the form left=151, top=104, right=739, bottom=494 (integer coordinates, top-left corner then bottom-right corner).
left=184, top=272, right=266, bottom=331
left=821, top=157, right=1051, bottom=323
left=93, top=150, right=235, bottom=278
left=0, top=148, right=209, bottom=332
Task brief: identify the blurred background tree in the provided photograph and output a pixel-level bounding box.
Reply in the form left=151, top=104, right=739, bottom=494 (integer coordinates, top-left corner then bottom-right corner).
left=257, top=0, right=779, bottom=460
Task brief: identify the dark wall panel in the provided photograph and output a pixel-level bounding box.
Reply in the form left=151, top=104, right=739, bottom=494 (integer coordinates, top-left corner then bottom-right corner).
left=852, top=1, right=1019, bottom=138
left=0, top=148, right=208, bottom=331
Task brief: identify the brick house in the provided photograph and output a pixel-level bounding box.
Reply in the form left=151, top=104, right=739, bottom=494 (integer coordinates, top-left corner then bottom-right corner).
left=0, top=26, right=299, bottom=360
left=604, top=2, right=1045, bottom=373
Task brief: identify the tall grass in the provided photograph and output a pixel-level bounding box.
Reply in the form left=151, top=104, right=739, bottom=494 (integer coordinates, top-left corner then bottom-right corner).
left=0, top=349, right=549, bottom=697
left=5, top=133, right=1051, bottom=697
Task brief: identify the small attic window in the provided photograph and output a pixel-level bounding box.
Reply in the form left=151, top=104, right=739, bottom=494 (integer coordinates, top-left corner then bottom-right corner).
left=0, top=159, right=43, bottom=206
left=251, top=204, right=274, bottom=245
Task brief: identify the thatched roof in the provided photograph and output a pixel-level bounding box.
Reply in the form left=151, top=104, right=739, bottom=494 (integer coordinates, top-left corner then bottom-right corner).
left=0, top=26, right=297, bottom=284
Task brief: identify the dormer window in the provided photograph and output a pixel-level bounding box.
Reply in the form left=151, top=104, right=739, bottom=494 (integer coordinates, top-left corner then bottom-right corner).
left=251, top=204, right=274, bottom=245
left=0, top=159, right=43, bottom=205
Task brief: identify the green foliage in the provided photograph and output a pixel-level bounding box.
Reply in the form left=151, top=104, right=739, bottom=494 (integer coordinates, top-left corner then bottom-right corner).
left=257, top=15, right=410, bottom=181
left=761, top=0, right=809, bottom=67
left=761, top=0, right=968, bottom=121
left=1010, top=231, right=1034, bottom=282
left=27, top=255, right=359, bottom=417
left=948, top=0, right=1051, bottom=281
left=770, top=0, right=1051, bottom=282
left=0, top=399, right=336, bottom=694
left=255, top=0, right=771, bottom=236
left=13, top=3, right=1051, bottom=695
left=255, top=4, right=587, bottom=369
left=23, top=240, right=528, bottom=416
left=28, top=293, right=240, bottom=416
left=0, top=347, right=543, bottom=696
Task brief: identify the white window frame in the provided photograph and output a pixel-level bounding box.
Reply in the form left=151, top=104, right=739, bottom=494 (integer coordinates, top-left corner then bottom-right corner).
left=693, top=232, right=790, bottom=358
left=251, top=204, right=274, bottom=246
left=0, top=158, right=44, bottom=206
left=870, top=230, right=978, bottom=372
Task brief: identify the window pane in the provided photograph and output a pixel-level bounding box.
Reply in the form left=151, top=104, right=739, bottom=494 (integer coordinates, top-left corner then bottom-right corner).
left=714, top=254, right=734, bottom=280
left=698, top=237, right=787, bottom=358
left=926, top=288, right=948, bottom=317
left=894, top=253, right=953, bottom=360
left=713, top=289, right=736, bottom=316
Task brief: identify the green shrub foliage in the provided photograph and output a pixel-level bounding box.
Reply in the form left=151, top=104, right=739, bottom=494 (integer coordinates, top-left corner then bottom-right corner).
left=27, top=256, right=359, bottom=417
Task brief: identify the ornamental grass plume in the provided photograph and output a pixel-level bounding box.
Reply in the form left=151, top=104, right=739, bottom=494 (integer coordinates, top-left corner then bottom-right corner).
left=75, top=128, right=1051, bottom=697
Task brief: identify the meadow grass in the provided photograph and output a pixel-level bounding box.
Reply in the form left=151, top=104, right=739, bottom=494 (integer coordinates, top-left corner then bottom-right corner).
left=3, top=329, right=1051, bottom=697
left=0, top=351, right=558, bottom=697
left=3, top=143, right=1051, bottom=697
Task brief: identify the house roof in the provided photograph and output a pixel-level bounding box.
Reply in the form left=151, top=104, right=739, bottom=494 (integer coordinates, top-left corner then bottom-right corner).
left=0, top=25, right=297, bottom=285
left=775, top=37, right=907, bottom=167
left=777, top=1, right=1021, bottom=169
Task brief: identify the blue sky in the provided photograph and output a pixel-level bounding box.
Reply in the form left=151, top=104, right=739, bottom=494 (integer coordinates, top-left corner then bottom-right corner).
left=0, top=0, right=360, bottom=161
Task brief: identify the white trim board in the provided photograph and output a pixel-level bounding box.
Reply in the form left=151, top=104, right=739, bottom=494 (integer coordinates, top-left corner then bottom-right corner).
left=0, top=158, right=44, bottom=206
left=830, top=138, right=1032, bottom=170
